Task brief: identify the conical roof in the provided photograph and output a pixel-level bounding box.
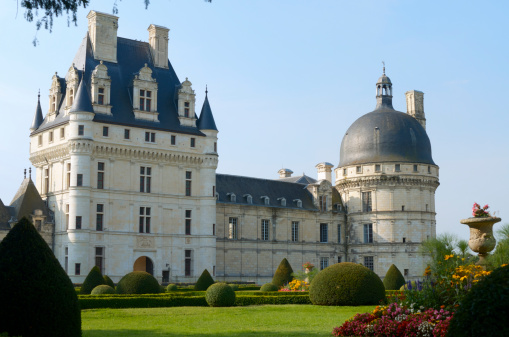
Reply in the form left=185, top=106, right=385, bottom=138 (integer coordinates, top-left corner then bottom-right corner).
left=197, top=93, right=218, bottom=131
left=69, top=76, right=94, bottom=113
left=30, top=93, right=44, bottom=132
left=9, top=177, right=49, bottom=221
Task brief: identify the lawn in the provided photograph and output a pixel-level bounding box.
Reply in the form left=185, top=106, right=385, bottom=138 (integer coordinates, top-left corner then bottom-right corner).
left=82, top=304, right=374, bottom=336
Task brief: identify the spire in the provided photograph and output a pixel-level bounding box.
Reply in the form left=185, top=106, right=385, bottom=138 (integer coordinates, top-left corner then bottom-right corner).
left=30, top=90, right=44, bottom=132
left=69, top=75, right=94, bottom=113
left=375, top=64, right=394, bottom=110
left=197, top=88, right=218, bottom=131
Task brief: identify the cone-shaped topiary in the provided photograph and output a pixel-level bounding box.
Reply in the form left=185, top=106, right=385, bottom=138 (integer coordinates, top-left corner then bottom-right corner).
left=115, top=271, right=161, bottom=294
left=383, top=264, right=406, bottom=290
left=205, top=283, right=236, bottom=307
left=260, top=283, right=278, bottom=292
left=103, top=275, right=115, bottom=289
left=447, top=265, right=509, bottom=337
left=91, top=285, right=115, bottom=295
left=0, top=218, right=81, bottom=337
left=194, top=269, right=215, bottom=290
left=80, top=266, right=105, bottom=294
left=310, top=262, right=385, bottom=306
left=272, top=258, right=294, bottom=288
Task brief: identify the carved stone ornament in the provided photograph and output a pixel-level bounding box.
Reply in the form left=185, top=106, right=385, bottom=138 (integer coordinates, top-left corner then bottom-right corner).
left=460, top=217, right=501, bottom=267
left=136, top=236, right=155, bottom=249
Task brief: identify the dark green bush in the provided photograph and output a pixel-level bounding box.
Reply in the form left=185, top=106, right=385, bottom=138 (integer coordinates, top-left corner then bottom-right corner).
left=115, top=271, right=161, bottom=294
left=81, top=266, right=105, bottom=294
left=228, top=284, right=239, bottom=291
left=206, top=283, right=236, bottom=307
left=194, top=269, right=215, bottom=290
left=0, top=218, right=81, bottom=337
left=383, top=264, right=406, bottom=290
left=260, top=283, right=278, bottom=292
left=272, top=258, right=294, bottom=287
left=447, top=265, right=509, bottom=337
left=103, top=275, right=115, bottom=289
left=309, top=262, right=385, bottom=306
left=91, top=285, right=115, bottom=295
left=166, top=284, right=178, bottom=291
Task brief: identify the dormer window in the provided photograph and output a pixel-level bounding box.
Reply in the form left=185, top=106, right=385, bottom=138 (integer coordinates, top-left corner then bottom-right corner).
left=69, top=89, right=74, bottom=106
left=140, top=90, right=152, bottom=111
left=51, top=96, right=57, bottom=112
left=98, top=88, right=105, bottom=105
left=48, top=72, right=63, bottom=121
left=261, top=196, right=270, bottom=206
left=293, top=199, right=302, bottom=208
left=244, top=194, right=252, bottom=204
left=177, top=78, right=197, bottom=127
left=184, top=102, right=190, bottom=117
left=91, top=61, right=112, bottom=115
left=227, top=193, right=236, bottom=203
left=278, top=197, right=286, bottom=207
left=133, top=64, right=159, bottom=122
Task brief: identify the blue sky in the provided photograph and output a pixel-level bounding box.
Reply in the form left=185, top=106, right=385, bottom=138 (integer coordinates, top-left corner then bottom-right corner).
left=0, top=0, right=508, bottom=241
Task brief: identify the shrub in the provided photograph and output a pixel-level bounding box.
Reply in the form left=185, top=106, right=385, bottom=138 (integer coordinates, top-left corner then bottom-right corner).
left=103, top=275, right=115, bottom=289
left=166, top=284, right=178, bottom=291
left=260, top=283, right=278, bottom=292
left=81, top=266, right=106, bottom=294
left=116, top=271, right=161, bottom=294
left=205, top=283, right=236, bottom=307
left=383, top=264, right=406, bottom=290
left=91, top=285, right=115, bottom=295
left=194, top=269, right=215, bottom=290
left=272, top=258, right=294, bottom=288
left=447, top=264, right=509, bottom=337
left=0, top=218, right=81, bottom=337
left=228, top=284, right=239, bottom=291
left=399, top=280, right=417, bottom=291
left=309, top=262, right=385, bottom=306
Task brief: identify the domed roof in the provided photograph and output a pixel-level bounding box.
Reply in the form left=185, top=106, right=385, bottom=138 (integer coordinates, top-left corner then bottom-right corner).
left=377, top=74, right=391, bottom=84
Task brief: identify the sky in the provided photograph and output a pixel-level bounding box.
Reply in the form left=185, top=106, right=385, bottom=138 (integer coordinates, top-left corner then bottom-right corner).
left=0, top=0, right=508, bottom=242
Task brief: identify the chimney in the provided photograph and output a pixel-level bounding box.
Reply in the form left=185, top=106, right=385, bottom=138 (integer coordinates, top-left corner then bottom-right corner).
left=406, top=90, right=426, bottom=129
left=87, top=11, right=119, bottom=63
left=278, top=168, right=293, bottom=179
left=316, top=162, right=333, bottom=182
left=148, top=24, right=169, bottom=69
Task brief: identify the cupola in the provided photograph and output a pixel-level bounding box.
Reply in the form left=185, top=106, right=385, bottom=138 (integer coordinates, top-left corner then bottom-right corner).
left=375, top=64, right=393, bottom=110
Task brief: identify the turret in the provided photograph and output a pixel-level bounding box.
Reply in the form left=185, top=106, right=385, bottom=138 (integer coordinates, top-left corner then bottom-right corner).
left=30, top=91, right=44, bottom=132
left=375, top=64, right=393, bottom=110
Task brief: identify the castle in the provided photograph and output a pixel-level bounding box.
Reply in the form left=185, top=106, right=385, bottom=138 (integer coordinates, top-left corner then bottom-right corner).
left=0, top=11, right=438, bottom=284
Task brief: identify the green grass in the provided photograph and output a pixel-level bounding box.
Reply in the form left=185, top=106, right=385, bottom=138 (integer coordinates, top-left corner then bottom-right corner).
left=82, top=304, right=374, bottom=336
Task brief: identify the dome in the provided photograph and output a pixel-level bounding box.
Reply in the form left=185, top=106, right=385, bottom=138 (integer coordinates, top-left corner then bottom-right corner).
left=377, top=74, right=391, bottom=84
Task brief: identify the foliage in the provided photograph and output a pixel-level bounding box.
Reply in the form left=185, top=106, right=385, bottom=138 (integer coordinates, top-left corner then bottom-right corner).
left=166, top=284, right=178, bottom=291
left=383, top=264, right=406, bottom=290
left=260, top=283, right=278, bottom=292
left=309, top=262, right=385, bottom=306
left=228, top=284, right=239, bottom=291
left=0, top=218, right=81, bottom=337
left=279, top=279, right=309, bottom=292
left=205, top=283, right=236, bottom=307
left=487, top=223, right=509, bottom=268
left=472, top=202, right=490, bottom=217
left=272, top=258, right=294, bottom=287
left=81, top=266, right=105, bottom=294
left=194, top=269, right=215, bottom=290
left=91, top=285, right=115, bottom=295
left=115, top=271, right=161, bottom=294
left=292, top=264, right=319, bottom=284
left=447, top=264, right=509, bottom=337
left=103, top=275, right=115, bottom=289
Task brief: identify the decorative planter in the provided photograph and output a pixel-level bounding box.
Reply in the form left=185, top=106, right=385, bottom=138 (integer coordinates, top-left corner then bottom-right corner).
left=460, top=217, right=501, bottom=266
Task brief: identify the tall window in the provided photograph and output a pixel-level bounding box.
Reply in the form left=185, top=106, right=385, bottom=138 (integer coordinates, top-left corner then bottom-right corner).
left=98, top=87, right=105, bottom=105
left=319, top=195, right=327, bottom=211
left=145, top=132, right=156, bottom=143
left=291, top=221, right=299, bottom=242
left=38, top=135, right=42, bottom=146
left=60, top=127, right=65, bottom=139
left=185, top=250, right=192, bottom=276
left=95, top=247, right=104, bottom=274
left=75, top=263, right=81, bottom=276
left=190, top=138, right=196, bottom=148
left=413, top=164, right=418, bottom=172
left=213, top=223, right=216, bottom=236
left=140, top=89, right=152, bottom=111
left=78, top=125, right=84, bottom=136
left=65, top=204, right=69, bottom=230
left=96, top=204, right=104, bottom=231
left=337, top=224, right=341, bottom=243
left=375, top=164, right=381, bottom=172
left=75, top=216, right=82, bottom=230
left=44, top=168, right=49, bottom=194
left=102, top=126, right=109, bottom=137
left=184, top=101, right=190, bottom=117
left=140, top=167, right=151, bottom=193
left=338, top=256, right=342, bottom=263
left=97, top=162, right=105, bottom=189
left=185, top=171, right=192, bottom=196
left=228, top=217, right=238, bottom=239
left=51, top=96, right=57, bottom=112
left=364, top=256, right=374, bottom=271
left=320, top=223, right=328, bottom=243
left=49, top=131, right=54, bottom=142
left=139, top=207, right=151, bottom=233
left=65, top=247, right=68, bottom=273
left=320, top=257, right=329, bottom=270
left=124, top=129, right=130, bottom=139
left=77, top=174, right=83, bottom=187
left=69, top=88, right=74, bottom=106
left=261, top=219, right=269, bottom=241
left=66, top=163, right=71, bottom=188
left=185, top=210, right=192, bottom=235
left=214, top=142, right=217, bottom=152
left=364, top=223, right=373, bottom=243
left=362, top=192, right=372, bottom=212
left=395, top=164, right=401, bottom=172
left=171, top=135, right=176, bottom=145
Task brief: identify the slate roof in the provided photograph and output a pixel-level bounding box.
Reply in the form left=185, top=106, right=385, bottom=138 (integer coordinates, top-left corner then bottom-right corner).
left=69, top=77, right=94, bottom=113
left=216, top=174, right=317, bottom=210
left=9, top=178, right=50, bottom=221
left=30, top=94, right=44, bottom=131
left=197, top=94, right=218, bottom=131
left=277, top=174, right=317, bottom=185
left=0, top=199, right=12, bottom=230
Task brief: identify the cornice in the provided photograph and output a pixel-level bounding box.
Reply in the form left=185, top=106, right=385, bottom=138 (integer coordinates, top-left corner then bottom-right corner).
left=336, top=175, right=439, bottom=190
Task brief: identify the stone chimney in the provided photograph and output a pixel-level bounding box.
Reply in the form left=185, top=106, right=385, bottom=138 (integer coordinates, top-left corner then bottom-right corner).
left=148, top=24, right=170, bottom=69
left=278, top=168, right=293, bottom=179
left=316, top=162, right=333, bottom=182
left=405, top=90, right=426, bottom=129
left=87, top=11, right=119, bottom=63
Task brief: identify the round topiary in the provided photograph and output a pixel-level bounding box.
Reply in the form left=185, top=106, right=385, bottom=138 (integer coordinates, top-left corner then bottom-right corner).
left=81, top=266, right=106, bottom=294
left=0, top=218, right=81, bottom=336
left=228, top=284, right=239, bottom=291
left=205, top=283, right=236, bottom=307
left=309, top=262, right=385, bottom=306
left=383, top=264, right=406, bottom=290
left=103, top=275, right=115, bottom=289
left=272, top=258, right=294, bottom=287
left=91, top=285, right=115, bottom=295
left=166, top=284, right=178, bottom=291
left=447, top=265, right=509, bottom=337
left=115, top=271, right=161, bottom=294
left=194, top=269, right=215, bottom=290
left=260, top=283, right=278, bottom=292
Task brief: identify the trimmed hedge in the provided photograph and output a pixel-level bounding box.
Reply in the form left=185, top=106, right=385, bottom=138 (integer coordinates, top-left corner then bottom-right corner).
left=260, top=283, right=278, bottom=292
left=91, top=285, right=115, bottom=295
left=272, top=258, right=294, bottom=287
left=103, top=275, right=115, bottom=289
left=194, top=269, right=215, bottom=291
left=81, top=266, right=105, bottom=294
left=116, top=271, right=161, bottom=294
left=166, top=284, right=178, bottom=291
left=205, top=283, right=236, bottom=307
left=383, top=264, right=406, bottom=290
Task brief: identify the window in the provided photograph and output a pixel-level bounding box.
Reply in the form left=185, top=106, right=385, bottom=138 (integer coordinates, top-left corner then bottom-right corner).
left=375, top=164, right=381, bottom=172
left=185, top=210, right=192, bottom=235
left=139, top=207, right=151, bottom=233
left=395, top=164, right=401, bottom=172
left=356, top=166, right=362, bottom=173
left=77, top=174, right=83, bottom=187
left=337, top=256, right=342, bottom=263
left=65, top=247, right=68, bottom=273
left=38, top=135, right=42, bottom=146
left=212, top=186, right=215, bottom=197
left=171, top=135, right=176, bottom=145
left=124, top=129, right=130, bottom=140
left=140, top=167, right=152, bottom=193
left=139, top=89, right=152, bottom=111
left=364, top=223, right=373, bottom=243
left=51, top=95, right=57, bottom=113
left=320, top=257, right=329, bottom=270
left=213, top=223, right=216, bottom=236
left=35, top=219, right=42, bottom=231
left=97, top=162, right=105, bottom=189
left=402, top=237, right=406, bottom=243
left=60, top=127, right=65, bottom=139
left=362, top=191, right=372, bottom=212
left=95, top=247, right=104, bottom=274
left=185, top=250, right=192, bottom=276
left=337, top=224, right=341, bottom=243
left=185, top=171, right=192, bottom=196
left=402, top=205, right=405, bottom=211
left=320, top=223, right=328, bottom=243
left=98, top=87, right=105, bottom=105
left=261, top=219, right=269, bottom=241
left=413, top=164, right=418, bottom=172
left=78, top=125, right=84, bottom=136
left=49, top=131, right=54, bottom=143
left=428, top=165, right=431, bottom=173
left=76, top=216, right=82, bottom=230
left=228, top=217, right=238, bottom=239
left=96, top=204, right=104, bottom=231
left=75, top=263, right=81, bottom=276
left=426, top=204, right=429, bottom=212
left=343, top=168, right=347, bottom=176
left=213, top=266, right=216, bottom=277
left=103, top=126, right=109, bottom=137
left=184, top=101, right=190, bottom=117
left=44, top=168, right=49, bottom=194
left=190, top=138, right=195, bottom=148
left=69, top=88, right=74, bottom=106
left=145, top=132, right=156, bottom=143
left=66, top=163, right=71, bottom=188
left=404, top=269, right=409, bottom=277
left=214, top=142, right=217, bottom=152
left=291, top=221, right=299, bottom=242
left=364, top=256, right=374, bottom=271
left=319, top=195, right=327, bottom=211
left=65, top=204, right=69, bottom=230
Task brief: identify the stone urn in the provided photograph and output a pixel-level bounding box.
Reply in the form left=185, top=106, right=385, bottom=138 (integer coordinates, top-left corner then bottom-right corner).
left=460, top=217, right=501, bottom=266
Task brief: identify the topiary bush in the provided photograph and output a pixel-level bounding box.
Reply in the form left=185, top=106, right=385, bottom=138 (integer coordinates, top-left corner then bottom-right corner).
left=383, top=264, right=406, bottom=290
left=260, top=283, right=278, bottom=292
left=399, top=280, right=417, bottom=291
left=228, top=284, right=239, bottom=291
left=166, top=284, right=178, bottom=291
left=91, top=285, right=115, bottom=295
left=309, top=262, right=385, bottom=306
left=447, top=265, right=509, bottom=337
left=81, top=266, right=106, bottom=294
left=115, top=271, right=161, bottom=294
left=205, top=283, right=236, bottom=307
left=103, top=275, right=115, bottom=289
left=194, top=269, right=215, bottom=290
left=272, top=258, right=294, bottom=288
left=0, top=218, right=81, bottom=337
